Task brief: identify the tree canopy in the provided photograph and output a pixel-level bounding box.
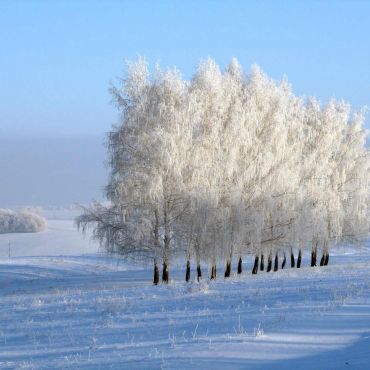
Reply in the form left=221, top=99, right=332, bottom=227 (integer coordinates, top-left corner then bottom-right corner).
left=77, top=58, right=370, bottom=282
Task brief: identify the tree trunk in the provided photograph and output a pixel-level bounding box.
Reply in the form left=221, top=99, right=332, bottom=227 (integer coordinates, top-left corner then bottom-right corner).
left=210, top=265, right=217, bottom=280
left=260, top=254, right=264, bottom=271
left=197, top=264, right=202, bottom=281
left=153, top=259, right=159, bottom=285
left=311, top=250, right=316, bottom=267
left=290, top=249, right=295, bottom=268
left=163, top=205, right=171, bottom=282
left=324, top=253, right=329, bottom=266
left=297, top=249, right=302, bottom=268
left=320, top=253, right=325, bottom=266
left=252, top=255, right=259, bottom=274
left=281, top=253, right=286, bottom=269
left=237, top=256, right=242, bottom=274
left=311, top=242, right=317, bottom=267
left=153, top=211, right=161, bottom=284
left=186, top=259, right=191, bottom=282
left=162, top=259, right=169, bottom=283
left=267, top=254, right=272, bottom=272
left=224, top=259, right=231, bottom=278
left=274, top=253, right=279, bottom=272
left=323, top=239, right=329, bottom=266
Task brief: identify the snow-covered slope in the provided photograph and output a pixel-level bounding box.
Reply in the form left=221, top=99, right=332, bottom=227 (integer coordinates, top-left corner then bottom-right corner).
left=1, top=245, right=369, bottom=369
left=0, top=219, right=99, bottom=259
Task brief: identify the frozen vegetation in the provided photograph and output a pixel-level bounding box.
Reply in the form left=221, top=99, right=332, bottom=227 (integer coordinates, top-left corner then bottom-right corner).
left=78, top=58, right=370, bottom=284
left=0, top=209, right=46, bottom=234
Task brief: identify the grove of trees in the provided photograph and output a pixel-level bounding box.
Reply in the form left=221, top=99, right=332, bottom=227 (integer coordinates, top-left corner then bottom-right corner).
left=77, top=58, right=370, bottom=284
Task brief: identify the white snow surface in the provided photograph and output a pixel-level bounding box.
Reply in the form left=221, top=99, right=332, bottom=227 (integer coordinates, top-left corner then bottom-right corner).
left=0, top=219, right=99, bottom=259
left=0, top=219, right=369, bottom=369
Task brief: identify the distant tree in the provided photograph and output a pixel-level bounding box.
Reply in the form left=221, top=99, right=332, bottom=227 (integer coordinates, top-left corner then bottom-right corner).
left=0, top=209, right=46, bottom=234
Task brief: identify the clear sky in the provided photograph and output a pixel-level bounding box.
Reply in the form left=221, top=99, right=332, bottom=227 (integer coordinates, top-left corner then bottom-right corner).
left=1, top=0, right=370, bottom=139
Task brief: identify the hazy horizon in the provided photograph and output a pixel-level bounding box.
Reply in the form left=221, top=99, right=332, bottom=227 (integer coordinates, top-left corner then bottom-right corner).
left=0, top=135, right=107, bottom=207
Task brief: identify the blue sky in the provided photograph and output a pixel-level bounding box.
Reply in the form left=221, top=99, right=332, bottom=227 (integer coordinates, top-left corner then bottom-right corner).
left=1, top=0, right=370, bottom=138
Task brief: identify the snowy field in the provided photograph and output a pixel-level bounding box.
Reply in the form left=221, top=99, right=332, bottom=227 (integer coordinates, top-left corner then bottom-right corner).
left=0, top=219, right=369, bottom=369
left=0, top=208, right=99, bottom=259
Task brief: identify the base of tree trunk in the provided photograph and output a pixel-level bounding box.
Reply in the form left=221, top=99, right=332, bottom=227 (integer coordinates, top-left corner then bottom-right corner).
left=162, top=260, right=169, bottom=283
left=186, top=260, right=191, bottom=282
left=197, top=264, right=202, bottom=281
left=237, top=257, right=242, bottom=274
left=311, top=248, right=317, bottom=267
left=281, top=253, right=286, bottom=269
left=320, top=253, right=325, bottom=266
left=274, top=254, right=279, bottom=272
left=210, top=265, right=217, bottom=280
left=291, top=251, right=295, bottom=268
left=260, top=254, right=264, bottom=271
left=297, top=250, right=302, bottom=268
left=267, top=255, right=272, bottom=272
left=252, top=256, right=259, bottom=274
left=153, top=260, right=159, bottom=285
left=224, top=260, right=231, bottom=278
left=324, top=253, right=329, bottom=266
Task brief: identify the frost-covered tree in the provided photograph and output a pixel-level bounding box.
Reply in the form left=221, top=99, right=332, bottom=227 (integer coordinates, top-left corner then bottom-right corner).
left=77, top=57, right=370, bottom=284
left=0, top=209, right=46, bottom=233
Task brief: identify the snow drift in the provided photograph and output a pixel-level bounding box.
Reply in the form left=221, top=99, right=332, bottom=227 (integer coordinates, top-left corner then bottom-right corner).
left=0, top=208, right=46, bottom=233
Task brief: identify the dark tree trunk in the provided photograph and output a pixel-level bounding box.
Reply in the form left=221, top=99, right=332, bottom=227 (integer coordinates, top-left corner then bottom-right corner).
left=297, top=249, right=302, bottom=268
left=210, top=265, right=217, bottom=280
left=153, top=259, right=159, bottom=285
left=274, top=253, right=279, bottom=272
left=311, top=244, right=317, bottom=267
left=267, top=254, right=272, bottom=272
left=320, top=253, right=325, bottom=266
left=324, top=253, right=329, bottom=266
left=252, top=255, right=259, bottom=274
left=311, top=250, right=316, bottom=267
left=197, top=264, right=202, bottom=281
left=224, top=260, right=231, bottom=278
left=260, top=254, right=265, bottom=271
left=290, top=250, right=295, bottom=268
left=186, top=259, right=191, bottom=282
left=237, top=256, right=242, bottom=274
left=281, top=253, right=286, bottom=269
left=162, top=259, right=169, bottom=283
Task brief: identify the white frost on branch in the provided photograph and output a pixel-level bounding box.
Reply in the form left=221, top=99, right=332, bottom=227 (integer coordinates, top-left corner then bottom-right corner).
left=77, top=57, right=370, bottom=271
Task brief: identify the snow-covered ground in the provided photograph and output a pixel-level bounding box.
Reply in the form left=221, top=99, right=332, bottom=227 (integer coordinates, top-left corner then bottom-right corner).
left=0, top=218, right=369, bottom=369
left=0, top=209, right=100, bottom=258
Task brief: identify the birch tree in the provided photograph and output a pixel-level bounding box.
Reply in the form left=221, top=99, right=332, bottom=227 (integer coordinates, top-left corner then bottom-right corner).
left=77, top=57, right=370, bottom=284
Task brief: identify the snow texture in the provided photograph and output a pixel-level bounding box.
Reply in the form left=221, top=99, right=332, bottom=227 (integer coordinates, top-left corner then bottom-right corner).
left=0, top=220, right=100, bottom=259
left=0, top=219, right=369, bottom=369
